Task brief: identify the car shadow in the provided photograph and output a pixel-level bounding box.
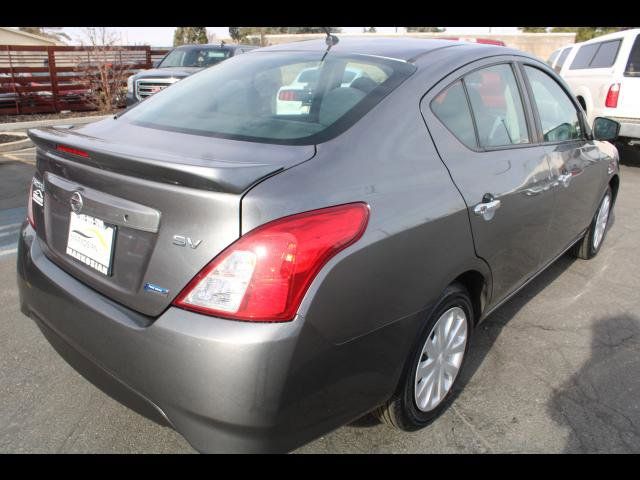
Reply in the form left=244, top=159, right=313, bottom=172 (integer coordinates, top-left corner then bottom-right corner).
left=547, top=314, right=640, bottom=453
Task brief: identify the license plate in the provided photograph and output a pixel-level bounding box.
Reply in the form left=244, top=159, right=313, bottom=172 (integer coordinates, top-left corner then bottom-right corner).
left=66, top=212, right=116, bottom=276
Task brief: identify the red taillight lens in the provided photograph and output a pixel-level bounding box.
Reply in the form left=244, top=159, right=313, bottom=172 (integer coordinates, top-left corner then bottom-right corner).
left=173, top=203, right=370, bottom=322
left=27, top=181, right=35, bottom=228
left=278, top=90, right=299, bottom=101
left=56, top=145, right=89, bottom=158
left=605, top=83, right=620, bottom=108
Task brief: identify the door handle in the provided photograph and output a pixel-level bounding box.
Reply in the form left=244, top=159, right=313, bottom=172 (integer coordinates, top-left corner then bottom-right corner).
left=473, top=197, right=501, bottom=221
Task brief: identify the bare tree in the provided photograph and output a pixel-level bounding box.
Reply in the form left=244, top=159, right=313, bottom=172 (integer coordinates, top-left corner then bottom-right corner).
left=75, top=27, right=131, bottom=113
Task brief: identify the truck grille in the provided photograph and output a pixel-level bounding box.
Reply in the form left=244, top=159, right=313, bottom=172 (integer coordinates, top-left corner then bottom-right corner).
left=135, top=78, right=180, bottom=100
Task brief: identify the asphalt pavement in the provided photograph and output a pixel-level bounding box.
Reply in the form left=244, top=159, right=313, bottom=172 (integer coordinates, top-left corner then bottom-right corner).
left=1, top=146, right=640, bottom=453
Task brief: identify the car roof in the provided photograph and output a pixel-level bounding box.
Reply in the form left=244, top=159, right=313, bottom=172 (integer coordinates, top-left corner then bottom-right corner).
left=255, top=36, right=517, bottom=63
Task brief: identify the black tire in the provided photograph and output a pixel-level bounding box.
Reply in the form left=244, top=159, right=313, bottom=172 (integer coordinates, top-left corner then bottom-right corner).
left=571, top=186, right=613, bottom=260
left=373, top=283, right=473, bottom=430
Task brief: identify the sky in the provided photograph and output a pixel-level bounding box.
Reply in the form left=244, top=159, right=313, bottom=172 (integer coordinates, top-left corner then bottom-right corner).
left=63, top=27, right=520, bottom=46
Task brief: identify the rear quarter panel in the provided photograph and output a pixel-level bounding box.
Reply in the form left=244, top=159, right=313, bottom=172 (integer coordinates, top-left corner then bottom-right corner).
left=241, top=55, right=490, bottom=346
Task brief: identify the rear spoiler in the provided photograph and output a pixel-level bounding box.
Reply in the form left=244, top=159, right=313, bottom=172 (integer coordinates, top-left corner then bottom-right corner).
left=28, top=126, right=287, bottom=194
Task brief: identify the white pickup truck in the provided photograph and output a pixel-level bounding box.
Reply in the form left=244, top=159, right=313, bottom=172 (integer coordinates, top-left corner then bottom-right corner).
left=557, top=29, right=640, bottom=161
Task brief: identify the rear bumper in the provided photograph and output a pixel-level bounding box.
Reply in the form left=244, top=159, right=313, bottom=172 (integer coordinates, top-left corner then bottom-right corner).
left=18, top=224, right=306, bottom=453
left=608, top=116, right=640, bottom=141
left=17, top=224, right=411, bottom=453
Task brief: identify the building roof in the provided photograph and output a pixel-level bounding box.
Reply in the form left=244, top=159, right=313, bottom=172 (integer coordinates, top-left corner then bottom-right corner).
left=0, top=27, right=62, bottom=45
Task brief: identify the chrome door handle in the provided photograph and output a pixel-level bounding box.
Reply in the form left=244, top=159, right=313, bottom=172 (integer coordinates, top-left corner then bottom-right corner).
left=473, top=199, right=501, bottom=221
left=557, top=173, right=572, bottom=188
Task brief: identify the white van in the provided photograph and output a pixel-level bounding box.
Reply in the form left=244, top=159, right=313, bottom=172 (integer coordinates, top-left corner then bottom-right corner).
left=559, top=29, right=640, bottom=158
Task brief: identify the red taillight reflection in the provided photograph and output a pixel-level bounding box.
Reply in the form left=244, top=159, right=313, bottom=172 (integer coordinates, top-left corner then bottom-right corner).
left=278, top=90, right=299, bottom=101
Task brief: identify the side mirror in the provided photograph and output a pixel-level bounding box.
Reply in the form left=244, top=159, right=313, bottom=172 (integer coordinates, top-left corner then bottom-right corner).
left=593, top=117, right=620, bottom=141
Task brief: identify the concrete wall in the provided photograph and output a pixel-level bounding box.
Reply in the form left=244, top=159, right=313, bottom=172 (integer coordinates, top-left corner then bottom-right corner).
left=248, top=32, right=577, bottom=62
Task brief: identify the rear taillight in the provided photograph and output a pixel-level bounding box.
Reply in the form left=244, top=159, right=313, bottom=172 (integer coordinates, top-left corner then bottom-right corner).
left=278, top=90, right=300, bottom=101
left=56, top=144, right=89, bottom=158
left=605, top=83, right=620, bottom=108
left=173, top=203, right=370, bottom=322
left=27, top=181, right=35, bottom=228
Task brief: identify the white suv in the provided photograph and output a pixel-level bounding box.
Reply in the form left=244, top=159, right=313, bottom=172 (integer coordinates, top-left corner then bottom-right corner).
left=275, top=66, right=366, bottom=115
left=559, top=29, right=640, bottom=159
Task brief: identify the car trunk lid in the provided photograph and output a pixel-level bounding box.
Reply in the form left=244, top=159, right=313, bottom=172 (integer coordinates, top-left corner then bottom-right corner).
left=28, top=119, right=315, bottom=317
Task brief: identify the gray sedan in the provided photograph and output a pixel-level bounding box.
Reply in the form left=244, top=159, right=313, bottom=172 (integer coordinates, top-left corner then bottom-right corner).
left=18, top=37, right=620, bottom=453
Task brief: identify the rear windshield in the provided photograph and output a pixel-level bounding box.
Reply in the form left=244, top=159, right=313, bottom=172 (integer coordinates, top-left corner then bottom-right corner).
left=626, top=33, right=640, bottom=76
left=122, top=51, right=416, bottom=145
left=159, top=47, right=232, bottom=68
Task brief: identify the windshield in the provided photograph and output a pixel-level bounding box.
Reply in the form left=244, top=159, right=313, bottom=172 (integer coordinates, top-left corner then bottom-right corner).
left=159, top=47, right=232, bottom=68
left=122, top=51, right=416, bottom=145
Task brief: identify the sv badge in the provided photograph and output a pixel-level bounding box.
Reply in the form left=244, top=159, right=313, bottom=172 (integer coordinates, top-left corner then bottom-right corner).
left=172, top=235, right=202, bottom=249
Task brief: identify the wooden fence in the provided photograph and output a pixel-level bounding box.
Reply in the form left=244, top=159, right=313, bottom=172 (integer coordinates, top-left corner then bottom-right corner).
left=0, top=45, right=169, bottom=115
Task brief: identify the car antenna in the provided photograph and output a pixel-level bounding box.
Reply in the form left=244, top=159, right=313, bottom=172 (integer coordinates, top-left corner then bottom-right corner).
left=322, top=27, right=339, bottom=61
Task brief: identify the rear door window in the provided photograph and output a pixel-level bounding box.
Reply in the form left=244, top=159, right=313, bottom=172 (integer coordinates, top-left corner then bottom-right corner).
left=570, top=43, right=600, bottom=69
left=464, top=64, right=530, bottom=148
left=569, top=40, right=621, bottom=70
left=431, top=80, right=477, bottom=149
left=588, top=40, right=622, bottom=68
left=625, top=33, right=640, bottom=76
left=524, top=66, right=583, bottom=142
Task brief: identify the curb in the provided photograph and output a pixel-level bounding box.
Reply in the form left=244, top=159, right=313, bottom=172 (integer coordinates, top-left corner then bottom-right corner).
left=0, top=114, right=111, bottom=132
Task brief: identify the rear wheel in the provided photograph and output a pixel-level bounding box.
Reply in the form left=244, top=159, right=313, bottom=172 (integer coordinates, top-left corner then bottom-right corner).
left=571, top=187, right=612, bottom=260
left=374, top=283, right=473, bottom=430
